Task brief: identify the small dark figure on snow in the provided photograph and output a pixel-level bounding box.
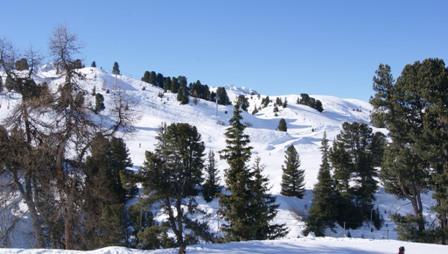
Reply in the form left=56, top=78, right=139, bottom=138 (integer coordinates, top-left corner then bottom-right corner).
left=398, top=246, right=405, bottom=254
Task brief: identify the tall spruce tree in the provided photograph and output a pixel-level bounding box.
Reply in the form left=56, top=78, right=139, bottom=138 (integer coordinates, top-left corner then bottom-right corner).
left=249, top=157, right=288, bottom=239
left=369, top=64, right=394, bottom=128
left=203, top=150, right=220, bottom=202
left=112, top=62, right=120, bottom=75
left=215, top=87, right=230, bottom=105
left=305, top=132, right=337, bottom=236
left=220, top=105, right=254, bottom=241
left=91, top=61, right=96, bottom=68
left=280, top=145, right=305, bottom=198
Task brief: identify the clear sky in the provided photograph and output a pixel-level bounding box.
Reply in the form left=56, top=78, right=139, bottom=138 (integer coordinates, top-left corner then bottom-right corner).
left=1, top=0, right=447, bottom=100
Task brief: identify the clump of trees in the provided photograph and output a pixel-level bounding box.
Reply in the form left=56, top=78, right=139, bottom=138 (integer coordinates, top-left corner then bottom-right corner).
left=297, top=93, right=323, bottom=112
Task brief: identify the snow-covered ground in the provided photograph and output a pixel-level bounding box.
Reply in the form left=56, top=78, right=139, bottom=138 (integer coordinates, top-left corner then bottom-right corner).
left=0, top=66, right=437, bottom=247
left=3, top=237, right=448, bottom=253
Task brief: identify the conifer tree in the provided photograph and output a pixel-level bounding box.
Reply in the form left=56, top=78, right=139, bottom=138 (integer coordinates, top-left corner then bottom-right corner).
left=305, top=132, right=337, bottom=236
left=83, top=134, right=127, bottom=249
left=277, top=118, right=287, bottom=132
left=280, top=145, right=305, bottom=198
left=216, top=87, right=230, bottom=105
left=369, top=64, right=394, bottom=128
left=112, top=61, right=120, bottom=75
left=177, top=83, right=189, bottom=104
left=0, top=76, right=3, bottom=93
left=220, top=105, right=254, bottom=241
left=249, top=157, right=288, bottom=239
left=91, top=61, right=96, bottom=68
left=142, top=123, right=209, bottom=254
left=203, top=150, right=220, bottom=202
left=95, top=93, right=105, bottom=113
left=283, top=97, right=287, bottom=108
left=236, top=95, right=249, bottom=111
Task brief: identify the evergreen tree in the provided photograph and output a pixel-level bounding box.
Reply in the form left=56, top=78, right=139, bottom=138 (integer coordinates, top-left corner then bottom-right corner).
left=369, top=64, right=394, bottom=128
left=142, top=123, right=208, bottom=254
left=216, top=87, right=230, bottom=105
left=330, top=122, right=380, bottom=228
left=220, top=105, right=284, bottom=241
left=305, top=132, right=337, bottom=236
left=249, top=157, right=288, bottom=239
left=261, top=96, right=270, bottom=108
left=91, top=61, right=96, bottom=68
left=275, top=97, right=282, bottom=106
left=112, top=62, right=120, bottom=75
left=0, top=76, right=3, bottom=93
left=83, top=134, right=127, bottom=249
left=170, top=77, right=179, bottom=93
left=236, top=95, right=249, bottom=111
left=141, top=71, right=150, bottom=83
left=280, top=145, right=305, bottom=198
left=252, top=106, right=259, bottom=115
left=273, top=105, right=279, bottom=113
left=202, top=150, right=220, bottom=202
left=177, top=83, right=189, bottom=104
left=219, top=105, right=254, bottom=241
left=283, top=97, right=287, bottom=108
left=95, top=93, right=105, bottom=113
left=277, top=118, right=287, bottom=132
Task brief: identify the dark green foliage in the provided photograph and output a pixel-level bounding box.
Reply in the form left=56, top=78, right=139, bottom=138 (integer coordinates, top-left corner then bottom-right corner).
left=83, top=134, right=128, bottom=249
left=275, top=97, right=282, bottom=106
left=277, top=118, right=287, bottom=132
left=297, top=93, right=323, bottom=112
left=249, top=157, right=288, bottom=239
left=141, top=123, right=209, bottom=252
left=190, top=80, right=211, bottom=101
left=261, top=96, right=270, bottom=108
left=91, top=61, right=96, bottom=67
left=236, top=95, right=249, bottom=111
left=280, top=145, right=304, bottom=198
left=369, top=64, right=394, bottom=128
left=283, top=97, right=287, bottom=108
left=177, top=83, right=189, bottom=104
left=0, top=76, right=3, bottom=92
left=216, top=87, right=231, bottom=105
left=273, top=105, right=279, bottom=113
left=330, top=122, right=381, bottom=228
left=15, top=58, right=29, bottom=70
left=112, top=62, right=120, bottom=75
left=5, top=75, right=15, bottom=91
left=220, top=106, right=285, bottom=241
left=305, top=132, right=337, bottom=236
left=94, top=93, right=105, bottom=113
left=203, top=150, right=220, bottom=202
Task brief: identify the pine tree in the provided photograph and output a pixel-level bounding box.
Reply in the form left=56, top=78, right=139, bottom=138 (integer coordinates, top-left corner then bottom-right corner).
left=142, top=123, right=207, bottom=254
left=280, top=145, right=305, bottom=198
left=283, top=97, right=287, bottom=108
left=83, top=134, right=127, bottom=249
left=203, top=150, right=220, bottom=202
left=277, top=118, right=287, bottom=132
left=249, top=157, right=288, bottom=239
left=216, top=87, right=230, bottom=105
left=112, top=61, right=120, bottom=75
left=91, top=61, right=96, bottom=68
left=0, top=76, right=3, bottom=93
left=273, top=105, right=279, bottom=113
left=330, top=122, right=380, bottom=228
left=236, top=95, right=249, bottom=111
left=95, top=93, right=105, bottom=113
left=305, top=132, right=337, bottom=236
left=220, top=105, right=254, bottom=241
left=369, top=64, right=394, bottom=128
left=261, top=96, right=270, bottom=108
left=275, top=97, right=282, bottom=106
left=177, top=83, right=189, bottom=104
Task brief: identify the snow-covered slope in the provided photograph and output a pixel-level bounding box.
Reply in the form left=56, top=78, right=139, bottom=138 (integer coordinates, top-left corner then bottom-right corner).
left=0, top=67, right=433, bottom=246
left=3, top=237, right=448, bottom=254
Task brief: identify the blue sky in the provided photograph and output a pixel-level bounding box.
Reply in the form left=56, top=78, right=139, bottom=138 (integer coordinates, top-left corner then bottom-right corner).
left=1, top=0, right=447, bottom=100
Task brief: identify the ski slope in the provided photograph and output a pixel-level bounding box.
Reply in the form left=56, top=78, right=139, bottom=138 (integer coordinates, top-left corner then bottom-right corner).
left=0, top=66, right=436, bottom=247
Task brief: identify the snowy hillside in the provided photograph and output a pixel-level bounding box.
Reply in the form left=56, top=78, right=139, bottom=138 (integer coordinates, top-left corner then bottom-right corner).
left=3, top=237, right=448, bottom=254
left=0, top=67, right=434, bottom=245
